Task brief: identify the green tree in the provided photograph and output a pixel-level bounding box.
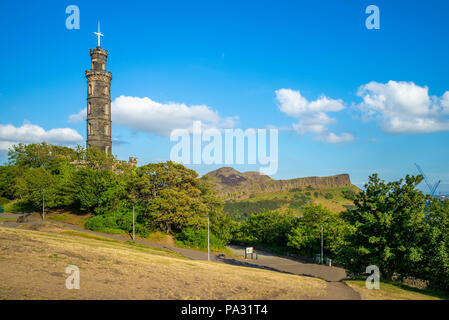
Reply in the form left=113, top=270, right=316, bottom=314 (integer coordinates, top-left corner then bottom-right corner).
left=238, top=210, right=294, bottom=247
left=14, top=167, right=59, bottom=210
left=133, top=161, right=212, bottom=233
left=341, top=174, right=428, bottom=280
left=287, top=204, right=353, bottom=258
left=8, top=142, right=79, bottom=170
left=421, top=201, right=449, bottom=290
left=342, top=189, right=357, bottom=200
left=72, top=164, right=132, bottom=215
left=0, top=165, right=21, bottom=199
left=199, top=177, right=236, bottom=242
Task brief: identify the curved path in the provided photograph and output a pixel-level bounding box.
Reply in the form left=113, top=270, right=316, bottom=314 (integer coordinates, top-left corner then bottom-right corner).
left=0, top=213, right=360, bottom=299
left=224, top=245, right=360, bottom=300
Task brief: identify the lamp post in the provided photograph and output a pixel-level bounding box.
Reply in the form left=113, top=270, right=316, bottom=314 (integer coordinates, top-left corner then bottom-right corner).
left=203, top=215, right=210, bottom=261
left=132, top=203, right=135, bottom=241
left=42, top=188, right=45, bottom=222
left=320, top=224, right=323, bottom=265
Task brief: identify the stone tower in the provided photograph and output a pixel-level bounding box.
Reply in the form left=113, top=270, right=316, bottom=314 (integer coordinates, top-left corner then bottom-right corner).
left=85, top=46, right=112, bottom=154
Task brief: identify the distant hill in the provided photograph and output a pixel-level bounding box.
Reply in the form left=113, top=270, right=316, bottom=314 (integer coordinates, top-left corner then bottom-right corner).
left=203, top=167, right=353, bottom=199
left=202, top=167, right=359, bottom=221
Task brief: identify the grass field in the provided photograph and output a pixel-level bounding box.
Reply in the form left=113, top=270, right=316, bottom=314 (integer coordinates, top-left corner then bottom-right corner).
left=0, top=226, right=327, bottom=300
left=0, top=217, right=17, bottom=221
left=345, top=280, right=448, bottom=300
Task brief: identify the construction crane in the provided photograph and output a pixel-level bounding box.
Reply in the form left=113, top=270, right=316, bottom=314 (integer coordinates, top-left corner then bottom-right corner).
left=415, top=163, right=441, bottom=212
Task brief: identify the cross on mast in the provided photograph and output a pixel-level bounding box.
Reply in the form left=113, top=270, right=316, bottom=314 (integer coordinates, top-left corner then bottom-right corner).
left=94, top=21, right=104, bottom=47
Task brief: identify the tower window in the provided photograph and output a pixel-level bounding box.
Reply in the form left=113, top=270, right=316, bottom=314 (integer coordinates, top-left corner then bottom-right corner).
left=88, top=122, right=92, bottom=135
left=102, top=63, right=105, bottom=71
left=104, top=87, right=108, bottom=95
left=88, top=102, right=91, bottom=114
left=88, top=84, right=92, bottom=95
left=105, top=124, right=109, bottom=135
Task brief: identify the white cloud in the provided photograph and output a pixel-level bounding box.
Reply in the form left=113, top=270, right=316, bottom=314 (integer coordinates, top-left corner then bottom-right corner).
left=441, top=91, right=449, bottom=115
left=276, top=88, right=344, bottom=118
left=357, top=80, right=449, bottom=133
left=68, top=108, right=86, bottom=123
left=276, top=88, right=351, bottom=143
left=315, top=132, right=355, bottom=143
left=0, top=122, right=83, bottom=151
left=69, top=95, right=237, bottom=136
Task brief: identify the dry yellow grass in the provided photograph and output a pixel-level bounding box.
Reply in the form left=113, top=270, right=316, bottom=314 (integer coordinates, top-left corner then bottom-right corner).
left=0, top=226, right=326, bottom=300
left=345, top=280, right=447, bottom=300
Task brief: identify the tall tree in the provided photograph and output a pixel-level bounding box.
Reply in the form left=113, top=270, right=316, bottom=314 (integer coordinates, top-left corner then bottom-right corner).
left=287, top=204, right=353, bottom=258
left=341, top=174, right=428, bottom=280
left=133, top=161, right=215, bottom=233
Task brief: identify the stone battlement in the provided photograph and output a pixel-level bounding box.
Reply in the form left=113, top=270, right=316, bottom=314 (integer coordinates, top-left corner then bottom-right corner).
left=90, top=47, right=108, bottom=57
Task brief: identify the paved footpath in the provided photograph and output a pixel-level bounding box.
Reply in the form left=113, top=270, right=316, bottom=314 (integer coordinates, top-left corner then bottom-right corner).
left=0, top=213, right=360, bottom=300
left=223, top=245, right=360, bottom=300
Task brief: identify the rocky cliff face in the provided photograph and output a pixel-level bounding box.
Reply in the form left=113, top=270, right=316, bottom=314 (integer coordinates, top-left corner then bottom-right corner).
left=203, top=167, right=353, bottom=199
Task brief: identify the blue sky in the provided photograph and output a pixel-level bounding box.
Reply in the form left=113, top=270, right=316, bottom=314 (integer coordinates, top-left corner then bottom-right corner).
left=0, top=0, right=448, bottom=193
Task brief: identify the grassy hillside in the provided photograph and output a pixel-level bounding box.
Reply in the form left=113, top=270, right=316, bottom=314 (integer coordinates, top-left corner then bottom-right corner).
left=224, top=186, right=359, bottom=221
left=0, top=226, right=327, bottom=299
left=203, top=167, right=359, bottom=221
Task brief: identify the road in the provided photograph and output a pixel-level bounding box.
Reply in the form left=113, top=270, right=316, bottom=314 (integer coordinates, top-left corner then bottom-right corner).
left=0, top=212, right=360, bottom=299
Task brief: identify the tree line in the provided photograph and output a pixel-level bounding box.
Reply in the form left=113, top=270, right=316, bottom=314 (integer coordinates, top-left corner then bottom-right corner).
left=0, top=143, right=448, bottom=291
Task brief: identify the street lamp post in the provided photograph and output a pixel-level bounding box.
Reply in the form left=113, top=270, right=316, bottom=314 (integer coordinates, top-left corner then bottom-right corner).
left=132, top=203, right=135, bottom=241
left=203, top=215, right=210, bottom=261
left=320, top=224, right=324, bottom=264
left=42, top=189, right=45, bottom=222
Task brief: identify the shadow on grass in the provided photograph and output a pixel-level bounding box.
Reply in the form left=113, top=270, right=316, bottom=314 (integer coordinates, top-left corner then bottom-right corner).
left=347, top=276, right=449, bottom=300
left=393, top=282, right=449, bottom=300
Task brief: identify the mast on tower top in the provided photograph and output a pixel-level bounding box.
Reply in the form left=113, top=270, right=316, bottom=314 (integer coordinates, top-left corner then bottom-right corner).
left=94, top=21, right=104, bottom=47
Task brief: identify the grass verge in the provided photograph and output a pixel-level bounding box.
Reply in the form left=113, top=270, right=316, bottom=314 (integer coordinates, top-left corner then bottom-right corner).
left=345, top=280, right=449, bottom=300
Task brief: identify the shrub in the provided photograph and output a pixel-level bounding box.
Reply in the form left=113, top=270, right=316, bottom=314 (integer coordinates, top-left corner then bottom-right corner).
left=324, top=193, right=333, bottom=199
left=237, top=211, right=295, bottom=247
left=342, top=189, right=356, bottom=200
left=175, top=227, right=225, bottom=251
left=289, top=194, right=310, bottom=209
left=85, top=214, right=125, bottom=234
left=223, top=199, right=287, bottom=221
left=0, top=197, right=9, bottom=206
